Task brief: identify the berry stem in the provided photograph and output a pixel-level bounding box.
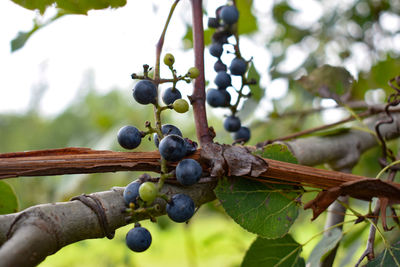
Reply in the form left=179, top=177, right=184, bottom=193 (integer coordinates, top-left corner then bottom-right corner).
left=152, top=0, right=180, bottom=193
left=154, top=0, right=180, bottom=82
left=190, top=0, right=213, bottom=146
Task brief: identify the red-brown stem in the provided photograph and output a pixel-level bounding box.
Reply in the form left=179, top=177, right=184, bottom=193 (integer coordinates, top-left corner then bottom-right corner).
left=190, top=0, right=213, bottom=146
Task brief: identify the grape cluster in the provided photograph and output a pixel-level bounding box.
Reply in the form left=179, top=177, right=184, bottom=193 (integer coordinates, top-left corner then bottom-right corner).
left=206, top=3, right=252, bottom=143
left=119, top=54, right=203, bottom=253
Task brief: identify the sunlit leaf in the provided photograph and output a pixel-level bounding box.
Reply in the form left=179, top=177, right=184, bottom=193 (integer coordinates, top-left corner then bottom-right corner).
left=353, top=57, right=400, bottom=100
left=254, top=143, right=298, bottom=164
left=0, top=181, right=19, bottom=214
left=241, top=234, right=305, bottom=267
left=236, top=0, right=257, bottom=35
left=12, top=0, right=126, bottom=15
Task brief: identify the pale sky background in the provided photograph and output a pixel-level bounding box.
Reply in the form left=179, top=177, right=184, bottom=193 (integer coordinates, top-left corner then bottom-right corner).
left=1, top=0, right=389, bottom=121
left=0, top=0, right=323, bottom=117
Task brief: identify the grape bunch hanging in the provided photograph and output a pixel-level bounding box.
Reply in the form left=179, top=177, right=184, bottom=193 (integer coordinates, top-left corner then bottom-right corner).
left=206, top=3, right=255, bottom=143
left=117, top=54, right=202, bottom=252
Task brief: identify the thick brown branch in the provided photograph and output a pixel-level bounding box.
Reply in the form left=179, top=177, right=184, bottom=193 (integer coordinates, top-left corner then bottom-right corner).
left=1, top=147, right=400, bottom=195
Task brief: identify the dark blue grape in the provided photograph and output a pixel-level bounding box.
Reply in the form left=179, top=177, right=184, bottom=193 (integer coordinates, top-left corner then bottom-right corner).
left=176, top=159, right=202, bottom=186
left=214, top=71, right=231, bottom=89
left=214, top=60, right=227, bottom=72
left=224, top=116, right=241, bottom=132
left=123, top=181, right=141, bottom=205
left=132, top=80, right=157, bottom=105
left=209, top=43, right=223, bottom=58
left=229, top=57, right=247, bottom=76
left=162, top=87, right=182, bottom=105
left=220, top=5, right=239, bottom=25
left=126, top=226, right=152, bottom=252
left=166, top=194, right=195, bottom=223
left=154, top=124, right=182, bottom=147
left=206, top=89, right=231, bottom=107
left=159, top=134, right=187, bottom=162
left=211, top=30, right=230, bottom=44
left=117, top=126, right=142, bottom=149
left=184, top=138, right=198, bottom=156
left=208, top=17, right=220, bottom=28
left=221, top=89, right=231, bottom=107
left=233, top=126, right=251, bottom=143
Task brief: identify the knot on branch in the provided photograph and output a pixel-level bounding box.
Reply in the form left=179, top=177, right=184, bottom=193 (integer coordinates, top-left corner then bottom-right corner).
left=200, top=143, right=268, bottom=178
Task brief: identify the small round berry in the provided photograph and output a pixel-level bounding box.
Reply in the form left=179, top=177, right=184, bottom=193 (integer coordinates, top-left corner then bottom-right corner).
left=208, top=17, right=220, bottom=28
left=220, top=5, right=239, bottom=25
left=162, top=87, right=182, bottom=105
left=224, top=116, right=241, bottom=132
left=184, top=138, right=198, bottom=156
left=214, top=71, right=231, bottom=89
left=139, top=182, right=158, bottom=203
left=233, top=126, right=251, bottom=143
left=154, top=124, right=182, bottom=147
left=159, top=134, right=187, bottom=162
left=147, top=69, right=154, bottom=79
left=173, top=99, right=189, bottom=113
left=117, top=126, right=142, bottom=149
left=187, top=67, right=200, bottom=78
left=214, top=60, right=227, bottom=72
left=209, top=43, right=223, bottom=58
left=123, top=181, right=141, bottom=205
left=166, top=194, right=195, bottom=223
left=132, top=80, right=157, bottom=105
left=212, top=30, right=231, bottom=44
left=206, top=89, right=231, bottom=107
left=176, top=159, right=202, bottom=186
left=126, top=226, right=152, bottom=252
left=229, top=57, right=247, bottom=76
left=163, top=53, right=175, bottom=67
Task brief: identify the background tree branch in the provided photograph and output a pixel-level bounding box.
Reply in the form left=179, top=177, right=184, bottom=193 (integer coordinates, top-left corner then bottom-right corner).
left=0, top=113, right=399, bottom=267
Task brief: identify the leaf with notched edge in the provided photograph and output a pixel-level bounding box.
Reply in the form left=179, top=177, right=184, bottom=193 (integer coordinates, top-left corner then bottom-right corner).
left=215, top=177, right=300, bottom=238
left=241, top=234, right=305, bottom=267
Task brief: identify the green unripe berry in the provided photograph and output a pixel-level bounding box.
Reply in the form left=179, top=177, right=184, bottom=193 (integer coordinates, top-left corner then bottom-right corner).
left=187, top=67, right=199, bottom=78
left=147, top=69, right=154, bottom=79
left=163, top=53, right=175, bottom=67
left=139, top=182, right=157, bottom=203
left=173, top=99, right=189, bottom=113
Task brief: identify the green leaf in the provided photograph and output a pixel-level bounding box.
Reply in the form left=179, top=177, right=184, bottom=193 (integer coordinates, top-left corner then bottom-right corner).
left=11, top=12, right=65, bottom=52
left=353, top=57, right=400, bottom=100
left=214, top=178, right=300, bottom=238
left=12, top=0, right=126, bottom=15
left=307, top=228, right=342, bottom=267
left=11, top=29, right=38, bottom=52
left=254, top=143, right=298, bottom=164
left=297, top=65, right=354, bottom=102
left=236, top=0, right=257, bottom=35
left=366, top=241, right=400, bottom=267
left=247, top=63, right=263, bottom=101
left=182, top=26, right=213, bottom=49
left=0, top=181, right=19, bottom=214
left=241, top=234, right=305, bottom=267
